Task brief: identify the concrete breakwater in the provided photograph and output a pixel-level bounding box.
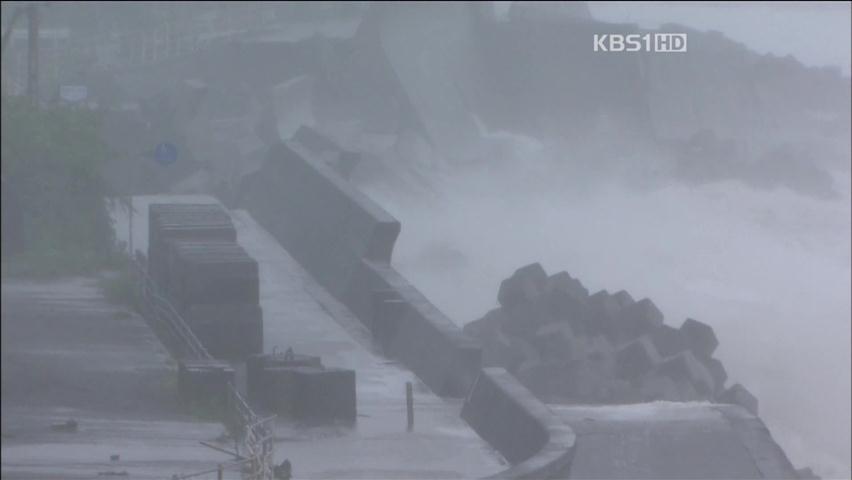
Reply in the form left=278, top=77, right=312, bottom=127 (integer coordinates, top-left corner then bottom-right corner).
left=464, top=263, right=758, bottom=414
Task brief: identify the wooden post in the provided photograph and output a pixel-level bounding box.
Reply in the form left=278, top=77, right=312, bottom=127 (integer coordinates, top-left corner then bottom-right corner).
left=406, top=381, right=414, bottom=431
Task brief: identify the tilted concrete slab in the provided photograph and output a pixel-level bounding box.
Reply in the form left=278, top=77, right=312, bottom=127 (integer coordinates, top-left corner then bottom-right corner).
left=553, top=402, right=799, bottom=479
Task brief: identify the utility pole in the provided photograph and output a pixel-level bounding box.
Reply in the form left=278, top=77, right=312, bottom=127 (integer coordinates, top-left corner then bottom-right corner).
left=1, top=6, right=25, bottom=56
left=26, top=3, right=38, bottom=102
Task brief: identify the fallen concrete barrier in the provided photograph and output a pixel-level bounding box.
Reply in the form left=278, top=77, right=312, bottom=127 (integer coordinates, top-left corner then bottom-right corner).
left=462, top=368, right=576, bottom=479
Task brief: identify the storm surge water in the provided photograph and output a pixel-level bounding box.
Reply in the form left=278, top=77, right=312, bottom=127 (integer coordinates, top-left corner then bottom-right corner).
left=359, top=146, right=851, bottom=478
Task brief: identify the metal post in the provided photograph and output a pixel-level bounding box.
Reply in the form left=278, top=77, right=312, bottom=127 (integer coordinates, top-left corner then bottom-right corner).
left=26, top=4, right=38, bottom=102
left=217, top=464, right=223, bottom=480
left=127, top=197, right=134, bottom=257
left=406, top=381, right=414, bottom=431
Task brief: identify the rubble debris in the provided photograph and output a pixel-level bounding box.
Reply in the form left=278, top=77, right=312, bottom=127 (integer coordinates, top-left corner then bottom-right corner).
left=615, top=336, right=662, bottom=380
left=531, top=322, right=580, bottom=364
left=656, top=351, right=716, bottom=397
left=614, top=298, right=664, bottom=342
left=680, top=318, right=719, bottom=358
left=701, top=356, right=728, bottom=394
left=497, top=263, right=548, bottom=309
left=466, top=263, right=751, bottom=408
left=546, top=271, right=589, bottom=300
left=718, top=383, right=759, bottom=416
left=610, top=290, right=634, bottom=309
left=649, top=324, right=687, bottom=358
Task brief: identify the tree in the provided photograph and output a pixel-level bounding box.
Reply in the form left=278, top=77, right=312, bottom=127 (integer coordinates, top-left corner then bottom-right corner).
left=1, top=93, right=115, bottom=274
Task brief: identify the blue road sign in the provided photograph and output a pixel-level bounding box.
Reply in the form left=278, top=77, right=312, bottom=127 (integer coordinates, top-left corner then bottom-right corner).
left=153, top=142, right=178, bottom=166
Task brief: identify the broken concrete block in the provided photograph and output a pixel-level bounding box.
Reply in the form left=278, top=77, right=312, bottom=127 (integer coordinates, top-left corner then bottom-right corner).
left=614, top=298, right=664, bottom=343
left=680, top=318, right=719, bottom=358
left=497, top=263, right=548, bottom=308
left=546, top=271, right=589, bottom=300
left=611, top=290, right=635, bottom=308
left=587, top=290, right=622, bottom=337
left=463, top=307, right=505, bottom=341
left=509, top=337, right=541, bottom=372
left=556, top=360, right=617, bottom=403
left=543, top=288, right=592, bottom=333
left=532, top=322, right=580, bottom=364
left=657, top=351, right=716, bottom=397
left=649, top=324, right=687, bottom=358
left=482, top=327, right=525, bottom=369
left=581, top=335, right=616, bottom=374
left=177, top=359, right=235, bottom=410
left=676, top=378, right=703, bottom=402
left=700, top=356, right=728, bottom=394
left=718, top=383, right=759, bottom=416
left=503, top=298, right=554, bottom=338
left=515, top=360, right=564, bottom=399
left=615, top=336, right=662, bottom=380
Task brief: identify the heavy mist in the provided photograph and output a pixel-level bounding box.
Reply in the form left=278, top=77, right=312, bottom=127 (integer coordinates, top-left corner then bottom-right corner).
left=2, top=2, right=849, bottom=479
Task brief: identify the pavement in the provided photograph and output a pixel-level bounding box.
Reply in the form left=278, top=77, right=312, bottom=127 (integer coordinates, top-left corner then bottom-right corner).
left=1, top=276, right=233, bottom=479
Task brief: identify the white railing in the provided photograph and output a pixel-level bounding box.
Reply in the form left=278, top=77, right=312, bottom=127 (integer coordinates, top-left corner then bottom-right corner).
left=129, top=254, right=275, bottom=479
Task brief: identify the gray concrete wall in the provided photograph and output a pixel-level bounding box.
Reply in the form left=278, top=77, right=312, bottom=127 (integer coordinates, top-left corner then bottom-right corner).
left=239, top=140, right=400, bottom=298
left=462, top=368, right=576, bottom=479
left=346, top=259, right=482, bottom=397
left=238, top=137, right=481, bottom=397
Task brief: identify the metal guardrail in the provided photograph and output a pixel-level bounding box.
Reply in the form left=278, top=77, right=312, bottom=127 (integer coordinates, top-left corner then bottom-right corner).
left=129, top=253, right=275, bottom=479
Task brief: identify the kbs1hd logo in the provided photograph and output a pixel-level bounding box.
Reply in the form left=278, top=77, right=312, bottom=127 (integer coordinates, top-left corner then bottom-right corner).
left=594, top=33, right=687, bottom=53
